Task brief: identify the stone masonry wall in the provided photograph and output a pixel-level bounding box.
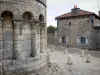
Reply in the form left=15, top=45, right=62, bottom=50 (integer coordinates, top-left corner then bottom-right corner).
left=57, top=15, right=100, bottom=50
left=0, top=0, right=48, bottom=75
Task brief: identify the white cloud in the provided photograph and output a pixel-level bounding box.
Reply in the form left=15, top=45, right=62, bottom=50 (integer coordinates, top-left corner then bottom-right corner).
left=47, top=21, right=57, bottom=27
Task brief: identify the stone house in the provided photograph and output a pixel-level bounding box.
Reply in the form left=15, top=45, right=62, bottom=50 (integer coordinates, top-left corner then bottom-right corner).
left=0, top=0, right=48, bottom=75
left=55, top=6, right=100, bottom=50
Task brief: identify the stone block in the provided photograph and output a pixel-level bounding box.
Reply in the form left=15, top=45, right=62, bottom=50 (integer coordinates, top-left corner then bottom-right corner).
left=2, top=60, right=12, bottom=66
left=14, top=35, right=21, bottom=41
left=14, top=28, right=20, bottom=34
left=40, top=34, right=45, bottom=39
left=26, top=67, right=34, bottom=71
left=14, top=41, right=20, bottom=47
left=3, top=24, right=12, bottom=28
left=25, top=29, right=31, bottom=34
left=22, top=35, right=31, bottom=40
left=0, top=34, right=2, bottom=40
left=21, top=29, right=31, bottom=35
left=19, top=46, right=31, bottom=52
left=3, top=65, right=8, bottom=70
left=0, top=28, right=2, bottom=34
left=21, top=24, right=31, bottom=29
left=20, top=40, right=31, bottom=46
left=8, top=65, right=18, bottom=70
left=19, top=63, right=27, bottom=69
left=14, top=22, right=22, bottom=28
left=0, top=41, right=2, bottom=49
left=26, top=62, right=34, bottom=68
left=0, top=21, right=2, bottom=28
left=3, top=28, right=13, bottom=33
left=33, top=61, right=38, bottom=66
left=20, top=50, right=30, bottom=58
left=3, top=51, right=13, bottom=59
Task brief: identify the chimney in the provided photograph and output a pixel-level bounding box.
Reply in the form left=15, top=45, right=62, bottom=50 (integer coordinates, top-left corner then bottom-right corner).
left=99, top=11, right=100, bottom=16
left=71, top=5, right=80, bottom=15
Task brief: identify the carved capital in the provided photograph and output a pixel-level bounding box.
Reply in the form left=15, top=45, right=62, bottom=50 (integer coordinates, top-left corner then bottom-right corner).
left=40, top=22, right=46, bottom=29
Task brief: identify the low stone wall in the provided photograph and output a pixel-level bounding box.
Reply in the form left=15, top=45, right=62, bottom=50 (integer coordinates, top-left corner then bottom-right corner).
left=47, top=33, right=55, bottom=45
left=0, top=53, right=48, bottom=75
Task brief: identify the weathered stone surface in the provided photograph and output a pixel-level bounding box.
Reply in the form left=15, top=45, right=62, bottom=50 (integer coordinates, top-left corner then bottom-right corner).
left=55, top=10, right=100, bottom=50
left=49, top=45, right=100, bottom=75
left=0, top=0, right=47, bottom=74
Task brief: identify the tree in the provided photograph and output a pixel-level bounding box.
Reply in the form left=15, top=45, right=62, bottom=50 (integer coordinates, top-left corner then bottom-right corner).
left=47, top=25, right=56, bottom=33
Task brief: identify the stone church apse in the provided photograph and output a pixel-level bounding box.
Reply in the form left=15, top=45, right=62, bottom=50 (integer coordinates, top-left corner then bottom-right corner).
left=0, top=0, right=48, bottom=75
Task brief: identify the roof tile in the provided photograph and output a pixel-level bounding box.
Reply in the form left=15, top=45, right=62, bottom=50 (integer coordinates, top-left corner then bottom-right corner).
left=55, top=10, right=94, bottom=19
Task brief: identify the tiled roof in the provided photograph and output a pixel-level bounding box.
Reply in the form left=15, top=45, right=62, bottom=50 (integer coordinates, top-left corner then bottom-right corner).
left=55, top=10, right=99, bottom=19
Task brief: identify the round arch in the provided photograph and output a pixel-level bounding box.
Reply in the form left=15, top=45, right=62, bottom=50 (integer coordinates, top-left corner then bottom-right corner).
left=22, top=11, right=33, bottom=22
left=1, top=11, right=13, bottom=18
left=39, top=14, right=44, bottom=22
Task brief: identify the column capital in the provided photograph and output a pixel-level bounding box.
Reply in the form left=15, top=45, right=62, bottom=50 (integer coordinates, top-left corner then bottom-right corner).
left=40, top=22, right=46, bottom=29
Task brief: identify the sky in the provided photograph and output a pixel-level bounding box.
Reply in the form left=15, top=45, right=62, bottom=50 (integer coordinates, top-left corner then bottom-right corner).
left=47, top=0, right=100, bottom=27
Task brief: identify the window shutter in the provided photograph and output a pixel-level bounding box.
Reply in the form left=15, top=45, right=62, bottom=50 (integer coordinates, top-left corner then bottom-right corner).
left=77, top=37, right=80, bottom=44
left=66, top=37, right=68, bottom=43
left=86, top=38, right=88, bottom=44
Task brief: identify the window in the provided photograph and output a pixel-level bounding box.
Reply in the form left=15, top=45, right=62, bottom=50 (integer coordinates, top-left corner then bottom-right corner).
left=77, top=37, right=88, bottom=44
left=80, top=37, right=86, bottom=44
left=69, top=22, right=71, bottom=26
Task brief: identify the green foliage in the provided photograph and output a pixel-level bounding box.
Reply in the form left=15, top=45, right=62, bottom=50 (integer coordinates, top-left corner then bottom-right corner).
left=47, top=25, right=56, bottom=33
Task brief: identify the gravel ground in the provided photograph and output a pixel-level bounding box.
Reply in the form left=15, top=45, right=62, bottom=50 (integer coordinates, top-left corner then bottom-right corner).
left=49, top=49, right=100, bottom=75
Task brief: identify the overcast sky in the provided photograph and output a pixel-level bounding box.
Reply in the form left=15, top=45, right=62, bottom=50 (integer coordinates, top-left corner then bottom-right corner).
left=47, top=0, right=100, bottom=27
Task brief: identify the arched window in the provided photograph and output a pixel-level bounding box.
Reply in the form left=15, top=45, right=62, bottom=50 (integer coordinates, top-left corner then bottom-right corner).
left=21, top=12, right=35, bottom=58
left=1, top=11, right=15, bottom=59
left=39, top=14, right=44, bottom=22
left=1, top=11, right=13, bottom=27
left=22, top=12, right=32, bottom=22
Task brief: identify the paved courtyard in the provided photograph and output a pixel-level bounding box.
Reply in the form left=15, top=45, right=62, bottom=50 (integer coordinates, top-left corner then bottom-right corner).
left=49, top=47, right=100, bottom=75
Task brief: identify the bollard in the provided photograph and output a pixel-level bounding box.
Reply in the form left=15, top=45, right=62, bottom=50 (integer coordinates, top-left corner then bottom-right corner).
left=86, top=54, right=91, bottom=63
left=64, top=48, right=67, bottom=54
left=51, top=46, right=54, bottom=52
left=80, top=51, right=84, bottom=57
left=67, top=55, right=73, bottom=65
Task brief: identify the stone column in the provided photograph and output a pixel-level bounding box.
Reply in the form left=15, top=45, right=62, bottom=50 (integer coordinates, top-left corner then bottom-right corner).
left=31, top=26, right=37, bottom=57
left=14, top=22, right=23, bottom=59
left=40, top=28, right=45, bottom=53
left=12, top=21, right=16, bottom=59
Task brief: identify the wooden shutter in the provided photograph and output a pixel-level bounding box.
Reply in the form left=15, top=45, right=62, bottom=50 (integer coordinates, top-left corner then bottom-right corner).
left=77, top=37, right=80, bottom=44
left=86, top=38, right=88, bottom=44
left=66, top=37, right=68, bottom=43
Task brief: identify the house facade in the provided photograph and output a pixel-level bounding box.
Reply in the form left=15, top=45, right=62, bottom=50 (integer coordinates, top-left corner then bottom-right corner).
left=55, top=6, right=100, bottom=50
